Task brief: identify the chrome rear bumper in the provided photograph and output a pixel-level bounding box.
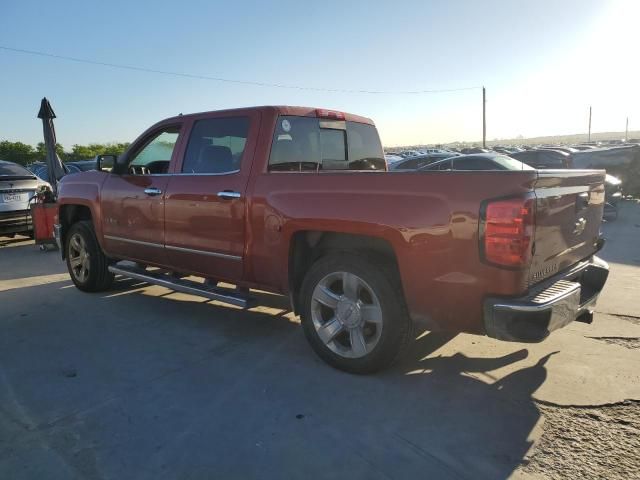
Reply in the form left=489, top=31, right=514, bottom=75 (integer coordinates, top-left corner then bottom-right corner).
left=484, top=255, right=609, bottom=342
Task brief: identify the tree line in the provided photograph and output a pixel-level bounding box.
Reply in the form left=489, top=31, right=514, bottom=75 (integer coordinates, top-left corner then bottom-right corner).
left=0, top=140, right=130, bottom=166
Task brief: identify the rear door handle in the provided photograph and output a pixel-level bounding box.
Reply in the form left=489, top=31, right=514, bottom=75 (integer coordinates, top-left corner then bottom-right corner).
left=217, top=191, right=241, bottom=199
left=144, top=187, right=163, bottom=196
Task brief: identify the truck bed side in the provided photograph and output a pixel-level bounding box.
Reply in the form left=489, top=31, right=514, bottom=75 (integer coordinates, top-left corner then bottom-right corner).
left=248, top=170, right=540, bottom=334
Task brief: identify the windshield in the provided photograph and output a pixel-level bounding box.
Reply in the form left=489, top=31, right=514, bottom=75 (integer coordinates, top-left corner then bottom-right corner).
left=0, top=161, right=36, bottom=179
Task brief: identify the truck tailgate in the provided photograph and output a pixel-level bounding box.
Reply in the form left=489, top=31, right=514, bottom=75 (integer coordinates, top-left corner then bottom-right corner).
left=529, top=170, right=606, bottom=286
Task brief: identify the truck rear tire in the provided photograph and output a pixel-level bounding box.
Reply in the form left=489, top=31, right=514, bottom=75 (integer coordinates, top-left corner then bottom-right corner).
left=299, top=253, right=412, bottom=374
left=65, top=221, right=114, bottom=292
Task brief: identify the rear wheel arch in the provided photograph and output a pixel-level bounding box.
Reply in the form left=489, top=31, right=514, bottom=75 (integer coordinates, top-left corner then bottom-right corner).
left=298, top=251, right=413, bottom=373
left=288, top=230, right=405, bottom=314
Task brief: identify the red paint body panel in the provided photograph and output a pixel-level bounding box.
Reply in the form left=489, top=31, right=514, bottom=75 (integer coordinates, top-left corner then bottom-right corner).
left=162, top=110, right=262, bottom=281
left=56, top=106, right=606, bottom=336
left=249, top=170, right=537, bottom=333
left=101, top=174, right=170, bottom=265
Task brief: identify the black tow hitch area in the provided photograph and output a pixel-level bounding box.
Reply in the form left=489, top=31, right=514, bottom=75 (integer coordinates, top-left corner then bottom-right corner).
left=576, top=311, right=594, bottom=324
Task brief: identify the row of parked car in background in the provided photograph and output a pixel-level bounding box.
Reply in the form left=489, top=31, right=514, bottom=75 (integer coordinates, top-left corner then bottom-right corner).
left=385, top=141, right=638, bottom=219
left=0, top=160, right=51, bottom=237
left=0, top=159, right=98, bottom=237
left=0, top=139, right=635, bottom=239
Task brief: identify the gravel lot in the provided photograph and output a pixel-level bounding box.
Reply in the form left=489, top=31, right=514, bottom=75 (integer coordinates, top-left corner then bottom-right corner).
left=0, top=201, right=639, bottom=480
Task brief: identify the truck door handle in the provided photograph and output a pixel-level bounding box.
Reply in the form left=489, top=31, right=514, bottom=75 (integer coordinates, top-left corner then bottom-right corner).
left=144, top=187, right=163, bottom=196
left=217, top=191, right=241, bottom=199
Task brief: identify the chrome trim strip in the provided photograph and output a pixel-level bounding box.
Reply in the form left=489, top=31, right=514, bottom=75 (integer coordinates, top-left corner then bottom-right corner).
left=104, top=235, right=164, bottom=248
left=104, top=235, right=242, bottom=261
left=121, top=170, right=240, bottom=177
left=534, top=186, right=590, bottom=198
left=165, top=244, right=242, bottom=261
left=176, top=170, right=240, bottom=176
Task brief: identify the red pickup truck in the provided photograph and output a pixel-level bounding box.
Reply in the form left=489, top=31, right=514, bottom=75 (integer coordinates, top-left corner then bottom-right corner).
left=54, top=106, right=609, bottom=373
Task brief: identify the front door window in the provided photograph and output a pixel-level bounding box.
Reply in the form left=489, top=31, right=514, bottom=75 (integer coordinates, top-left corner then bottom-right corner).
left=128, top=129, right=180, bottom=175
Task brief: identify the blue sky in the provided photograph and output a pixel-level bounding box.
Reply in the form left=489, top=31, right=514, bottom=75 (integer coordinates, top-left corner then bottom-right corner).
left=1, top=0, right=637, bottom=147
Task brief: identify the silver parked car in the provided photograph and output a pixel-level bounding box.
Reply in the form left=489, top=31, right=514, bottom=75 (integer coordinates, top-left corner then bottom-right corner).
left=0, top=160, right=51, bottom=237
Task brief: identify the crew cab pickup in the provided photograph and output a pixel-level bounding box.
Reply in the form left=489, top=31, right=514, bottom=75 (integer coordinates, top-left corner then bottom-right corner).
left=54, top=106, right=609, bottom=373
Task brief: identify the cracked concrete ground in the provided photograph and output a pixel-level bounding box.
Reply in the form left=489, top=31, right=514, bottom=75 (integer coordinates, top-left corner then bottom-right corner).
left=0, top=200, right=639, bottom=479
left=522, top=400, right=640, bottom=479
left=589, top=336, right=640, bottom=349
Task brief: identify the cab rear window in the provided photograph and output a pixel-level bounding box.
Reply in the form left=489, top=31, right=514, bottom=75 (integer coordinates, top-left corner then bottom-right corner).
left=268, top=116, right=385, bottom=171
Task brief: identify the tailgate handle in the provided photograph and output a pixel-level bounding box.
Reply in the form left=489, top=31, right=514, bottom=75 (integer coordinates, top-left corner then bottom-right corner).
left=576, top=192, right=589, bottom=211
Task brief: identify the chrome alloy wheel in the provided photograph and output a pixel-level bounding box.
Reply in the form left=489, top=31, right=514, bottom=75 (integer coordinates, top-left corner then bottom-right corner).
left=68, top=232, right=90, bottom=283
left=311, top=271, right=383, bottom=358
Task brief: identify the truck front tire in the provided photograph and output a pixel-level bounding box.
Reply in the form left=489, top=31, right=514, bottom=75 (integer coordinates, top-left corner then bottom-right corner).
left=299, top=253, right=412, bottom=374
left=65, top=221, right=114, bottom=292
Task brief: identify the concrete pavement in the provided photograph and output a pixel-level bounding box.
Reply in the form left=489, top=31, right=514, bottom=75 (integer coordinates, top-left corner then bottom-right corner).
left=0, top=201, right=638, bottom=479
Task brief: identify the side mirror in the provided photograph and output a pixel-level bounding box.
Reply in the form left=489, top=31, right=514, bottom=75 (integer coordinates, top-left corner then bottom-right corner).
left=96, top=154, right=117, bottom=172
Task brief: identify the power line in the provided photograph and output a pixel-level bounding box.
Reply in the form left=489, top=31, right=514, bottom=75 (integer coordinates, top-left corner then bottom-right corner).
left=0, top=45, right=482, bottom=95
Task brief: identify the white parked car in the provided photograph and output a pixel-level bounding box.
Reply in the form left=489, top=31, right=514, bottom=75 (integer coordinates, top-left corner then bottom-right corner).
left=0, top=160, right=51, bottom=237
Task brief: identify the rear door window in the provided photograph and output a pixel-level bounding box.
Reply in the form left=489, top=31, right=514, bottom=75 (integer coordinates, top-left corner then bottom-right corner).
left=182, top=117, right=249, bottom=174
left=268, top=116, right=384, bottom=171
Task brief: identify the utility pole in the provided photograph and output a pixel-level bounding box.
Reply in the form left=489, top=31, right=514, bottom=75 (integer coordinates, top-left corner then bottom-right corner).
left=625, top=116, right=629, bottom=142
left=482, top=86, right=486, bottom=149
left=588, top=106, right=592, bottom=142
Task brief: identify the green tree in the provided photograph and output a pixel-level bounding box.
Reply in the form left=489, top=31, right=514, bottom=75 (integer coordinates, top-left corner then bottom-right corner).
left=0, top=141, right=36, bottom=166
left=1, top=140, right=130, bottom=165
left=35, top=142, right=66, bottom=161
left=67, top=142, right=130, bottom=161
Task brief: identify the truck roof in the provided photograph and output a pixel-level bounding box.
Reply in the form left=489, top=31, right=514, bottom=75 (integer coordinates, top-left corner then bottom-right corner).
left=160, top=106, right=374, bottom=126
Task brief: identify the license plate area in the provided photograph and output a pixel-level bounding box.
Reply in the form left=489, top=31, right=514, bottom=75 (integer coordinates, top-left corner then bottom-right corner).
left=2, top=193, right=27, bottom=203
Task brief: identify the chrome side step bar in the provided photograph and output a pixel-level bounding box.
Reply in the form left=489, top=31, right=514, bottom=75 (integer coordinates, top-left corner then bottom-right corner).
left=108, top=264, right=252, bottom=308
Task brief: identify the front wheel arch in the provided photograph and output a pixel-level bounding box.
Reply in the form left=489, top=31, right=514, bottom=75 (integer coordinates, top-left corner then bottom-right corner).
left=59, top=204, right=94, bottom=259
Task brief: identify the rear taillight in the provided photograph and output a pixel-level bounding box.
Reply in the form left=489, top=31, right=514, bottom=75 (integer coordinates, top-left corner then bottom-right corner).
left=481, top=196, right=535, bottom=268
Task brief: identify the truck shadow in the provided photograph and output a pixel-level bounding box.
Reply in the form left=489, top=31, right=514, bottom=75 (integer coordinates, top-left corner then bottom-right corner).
left=379, top=334, right=553, bottom=478
left=1, top=277, right=549, bottom=480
